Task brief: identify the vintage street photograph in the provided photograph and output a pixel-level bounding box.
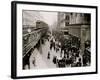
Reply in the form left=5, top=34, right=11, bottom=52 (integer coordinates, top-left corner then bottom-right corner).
left=22, top=10, right=91, bottom=70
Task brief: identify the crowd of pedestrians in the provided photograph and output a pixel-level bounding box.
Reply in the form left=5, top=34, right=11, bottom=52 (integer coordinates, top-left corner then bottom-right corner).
left=47, top=35, right=91, bottom=68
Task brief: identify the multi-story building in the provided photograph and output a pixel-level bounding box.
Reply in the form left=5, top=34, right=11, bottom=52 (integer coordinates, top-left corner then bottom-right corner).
left=57, top=12, right=91, bottom=54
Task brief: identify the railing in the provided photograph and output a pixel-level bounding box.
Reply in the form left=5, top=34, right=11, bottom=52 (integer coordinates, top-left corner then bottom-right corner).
left=23, top=26, right=48, bottom=58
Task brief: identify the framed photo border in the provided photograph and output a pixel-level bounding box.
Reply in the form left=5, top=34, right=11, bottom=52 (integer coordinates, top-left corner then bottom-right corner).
left=11, top=1, right=98, bottom=79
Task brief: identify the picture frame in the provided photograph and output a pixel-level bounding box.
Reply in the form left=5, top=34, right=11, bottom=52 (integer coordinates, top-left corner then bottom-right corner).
left=11, top=1, right=98, bottom=79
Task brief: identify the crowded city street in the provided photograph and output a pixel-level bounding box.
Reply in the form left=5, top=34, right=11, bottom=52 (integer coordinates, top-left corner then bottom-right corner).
left=22, top=11, right=91, bottom=70
left=24, top=35, right=86, bottom=69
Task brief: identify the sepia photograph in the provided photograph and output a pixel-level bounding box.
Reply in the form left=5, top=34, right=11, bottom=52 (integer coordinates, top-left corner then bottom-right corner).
left=22, top=10, right=91, bottom=70
left=11, top=1, right=97, bottom=79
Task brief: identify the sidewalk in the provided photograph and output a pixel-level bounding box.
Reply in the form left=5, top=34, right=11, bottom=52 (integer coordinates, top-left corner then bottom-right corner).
left=29, top=48, right=48, bottom=69
left=29, top=40, right=64, bottom=69
left=41, top=40, right=60, bottom=68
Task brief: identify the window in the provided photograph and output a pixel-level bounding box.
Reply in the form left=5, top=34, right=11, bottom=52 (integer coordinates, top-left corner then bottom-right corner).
left=75, top=13, right=77, bottom=17
left=65, top=15, right=69, bottom=20
left=64, top=31, right=69, bottom=35
left=86, top=14, right=90, bottom=21
left=80, top=13, right=84, bottom=17
left=71, top=13, right=73, bottom=15
left=65, top=22, right=69, bottom=26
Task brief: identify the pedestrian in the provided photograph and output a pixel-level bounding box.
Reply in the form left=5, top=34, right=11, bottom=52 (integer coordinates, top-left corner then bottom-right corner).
left=50, top=39, right=53, bottom=50
left=53, top=56, right=57, bottom=64
left=47, top=51, right=50, bottom=59
left=76, top=58, right=82, bottom=67
left=32, top=57, right=36, bottom=66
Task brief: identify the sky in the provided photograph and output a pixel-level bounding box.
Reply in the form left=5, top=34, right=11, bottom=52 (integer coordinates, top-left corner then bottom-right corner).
left=40, top=11, right=58, bottom=28
left=23, top=10, right=58, bottom=30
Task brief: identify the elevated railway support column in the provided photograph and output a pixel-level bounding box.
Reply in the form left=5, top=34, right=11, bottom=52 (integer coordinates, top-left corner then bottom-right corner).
left=39, top=39, right=43, bottom=54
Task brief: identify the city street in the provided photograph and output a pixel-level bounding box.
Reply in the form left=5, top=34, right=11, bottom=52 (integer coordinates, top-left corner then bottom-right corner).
left=23, top=11, right=91, bottom=70
left=29, top=38, right=65, bottom=69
